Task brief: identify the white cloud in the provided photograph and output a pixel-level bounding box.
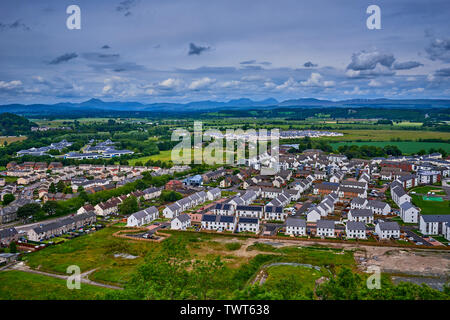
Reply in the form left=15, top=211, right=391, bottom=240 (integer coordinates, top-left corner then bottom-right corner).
left=188, top=77, right=216, bottom=90
left=0, top=80, right=22, bottom=90
left=368, top=79, right=382, bottom=87
left=301, top=73, right=335, bottom=87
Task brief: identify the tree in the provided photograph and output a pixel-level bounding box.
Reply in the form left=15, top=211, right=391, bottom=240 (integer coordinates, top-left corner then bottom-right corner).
left=118, top=196, right=139, bottom=215
left=160, top=190, right=183, bottom=202
left=2, top=193, right=15, bottom=206
left=9, top=241, right=17, bottom=253
left=56, top=180, right=65, bottom=193
left=48, top=182, right=56, bottom=194
left=17, top=203, right=42, bottom=220
left=42, top=201, right=59, bottom=216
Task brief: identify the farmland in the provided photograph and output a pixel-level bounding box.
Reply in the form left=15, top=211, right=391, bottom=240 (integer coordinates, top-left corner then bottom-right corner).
left=329, top=141, right=450, bottom=154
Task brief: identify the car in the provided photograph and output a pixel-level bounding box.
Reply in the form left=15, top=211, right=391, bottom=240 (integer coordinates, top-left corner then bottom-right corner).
left=409, top=237, right=414, bottom=241
left=416, top=242, right=423, bottom=245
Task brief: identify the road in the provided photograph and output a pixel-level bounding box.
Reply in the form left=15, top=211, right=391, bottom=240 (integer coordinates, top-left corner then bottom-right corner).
left=401, top=226, right=433, bottom=246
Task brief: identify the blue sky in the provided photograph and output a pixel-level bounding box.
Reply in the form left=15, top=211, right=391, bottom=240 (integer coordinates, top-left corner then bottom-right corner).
left=0, top=0, right=449, bottom=104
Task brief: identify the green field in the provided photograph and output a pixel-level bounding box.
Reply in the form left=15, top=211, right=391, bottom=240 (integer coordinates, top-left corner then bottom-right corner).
left=410, top=186, right=447, bottom=196
left=320, top=130, right=450, bottom=142
left=411, top=194, right=450, bottom=215
left=330, top=141, right=450, bottom=154
left=0, top=270, right=113, bottom=300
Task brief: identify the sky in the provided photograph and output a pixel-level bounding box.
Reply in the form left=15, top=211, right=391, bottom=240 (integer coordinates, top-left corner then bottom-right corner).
left=0, top=0, right=449, bottom=104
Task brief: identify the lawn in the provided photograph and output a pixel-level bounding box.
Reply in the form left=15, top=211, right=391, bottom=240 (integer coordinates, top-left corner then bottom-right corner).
left=264, top=264, right=326, bottom=294
left=329, top=141, right=450, bottom=154
left=0, top=270, right=113, bottom=300
left=411, top=194, right=450, bottom=215
left=0, top=135, right=27, bottom=146
left=410, top=186, right=446, bottom=196
left=128, top=150, right=173, bottom=165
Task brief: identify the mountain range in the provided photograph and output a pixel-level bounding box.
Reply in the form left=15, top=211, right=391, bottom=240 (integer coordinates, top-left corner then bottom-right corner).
left=0, top=98, right=449, bottom=115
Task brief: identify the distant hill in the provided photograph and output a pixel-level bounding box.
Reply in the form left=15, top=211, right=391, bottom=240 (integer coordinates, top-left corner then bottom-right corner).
left=0, top=98, right=449, bottom=116
left=0, top=113, right=36, bottom=135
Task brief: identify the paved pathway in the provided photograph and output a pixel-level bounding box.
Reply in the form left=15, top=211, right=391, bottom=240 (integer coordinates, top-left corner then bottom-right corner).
left=7, top=262, right=123, bottom=290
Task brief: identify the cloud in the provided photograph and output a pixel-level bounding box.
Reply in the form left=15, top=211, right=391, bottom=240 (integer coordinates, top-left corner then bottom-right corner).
left=48, top=53, right=78, bottom=65
left=188, top=43, right=211, bottom=55
left=434, top=68, right=450, bottom=77
left=0, top=20, right=30, bottom=31
left=240, top=60, right=257, bottom=65
left=116, top=0, right=137, bottom=17
left=303, top=61, right=318, bottom=68
left=368, top=79, right=382, bottom=87
left=82, top=52, right=121, bottom=63
left=344, top=86, right=368, bottom=95
left=158, top=78, right=184, bottom=90
left=0, top=80, right=22, bottom=90
left=188, top=77, right=216, bottom=90
left=101, top=45, right=111, bottom=49
left=425, top=38, right=450, bottom=62
left=392, top=61, right=423, bottom=70
left=300, top=73, right=335, bottom=87
left=347, top=50, right=395, bottom=71
left=259, top=61, right=272, bottom=66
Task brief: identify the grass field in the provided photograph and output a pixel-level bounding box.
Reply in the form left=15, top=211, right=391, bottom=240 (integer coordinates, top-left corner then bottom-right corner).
left=0, top=136, right=27, bottom=146
left=410, top=186, right=446, bottom=195
left=0, top=270, right=113, bottom=300
left=24, top=227, right=357, bottom=289
left=329, top=141, right=450, bottom=154
left=128, top=150, right=173, bottom=165
left=411, top=194, right=450, bottom=215
left=319, top=130, right=450, bottom=142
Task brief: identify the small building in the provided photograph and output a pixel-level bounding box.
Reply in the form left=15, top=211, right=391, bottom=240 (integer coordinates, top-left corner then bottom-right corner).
left=345, top=221, right=366, bottom=239
left=0, top=228, right=19, bottom=246
left=285, top=217, right=306, bottom=236
left=399, top=202, right=419, bottom=223
left=236, top=205, right=263, bottom=219
left=375, top=221, right=400, bottom=239
left=237, top=217, right=260, bottom=233
left=201, top=214, right=236, bottom=232
left=171, top=213, right=191, bottom=230
left=316, top=220, right=335, bottom=238
left=348, top=208, right=374, bottom=224
left=127, top=207, right=159, bottom=227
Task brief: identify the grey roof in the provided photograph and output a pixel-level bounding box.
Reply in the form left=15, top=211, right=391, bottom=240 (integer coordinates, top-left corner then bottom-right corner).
left=238, top=217, right=259, bottom=224
left=350, top=208, right=373, bottom=217
left=399, top=201, right=417, bottom=210
left=132, top=207, right=158, bottom=220
left=420, top=215, right=450, bottom=223
left=286, top=217, right=306, bottom=228
left=317, top=219, right=335, bottom=229
left=236, top=205, right=263, bottom=212
left=176, top=213, right=191, bottom=223
left=265, top=206, right=283, bottom=213
left=351, top=197, right=367, bottom=205
left=377, top=221, right=400, bottom=231
left=367, top=200, right=389, bottom=210
left=346, top=221, right=366, bottom=231
left=0, top=227, right=18, bottom=238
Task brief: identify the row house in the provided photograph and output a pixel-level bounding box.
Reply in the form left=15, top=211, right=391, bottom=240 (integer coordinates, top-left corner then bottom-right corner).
left=417, top=170, right=441, bottom=185
left=338, top=186, right=367, bottom=199
left=285, top=217, right=306, bottom=236
left=264, top=206, right=287, bottom=221
left=316, top=220, right=335, bottom=238
left=171, top=214, right=191, bottom=230
left=201, top=214, right=236, bottom=232
left=0, top=227, right=19, bottom=246
left=375, top=221, right=400, bottom=239
left=237, top=217, right=259, bottom=233
left=396, top=174, right=418, bottom=189
left=390, top=182, right=411, bottom=206
left=27, top=211, right=96, bottom=241
left=345, top=221, right=366, bottom=239
left=206, top=187, right=221, bottom=201
left=419, top=215, right=450, bottom=236
left=348, top=208, right=374, bottom=224
left=127, top=207, right=159, bottom=227
left=213, top=203, right=235, bottom=216
left=266, top=192, right=291, bottom=207
left=142, top=187, right=162, bottom=200
left=313, top=183, right=339, bottom=196
left=236, top=205, right=263, bottom=219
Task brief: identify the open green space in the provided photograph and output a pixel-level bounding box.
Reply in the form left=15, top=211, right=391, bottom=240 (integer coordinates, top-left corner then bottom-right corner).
left=329, top=141, right=450, bottom=154
left=0, top=270, right=113, bottom=300
left=410, top=186, right=446, bottom=196
left=411, top=194, right=450, bottom=215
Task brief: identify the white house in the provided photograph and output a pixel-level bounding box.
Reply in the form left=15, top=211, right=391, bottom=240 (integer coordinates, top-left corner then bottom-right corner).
left=264, top=206, right=287, bottom=221
left=171, top=213, right=191, bottom=230
left=163, top=202, right=182, bottom=219
left=316, top=220, right=335, bottom=238
left=350, top=197, right=368, bottom=210
left=213, top=203, right=235, bottom=216
left=235, top=205, right=263, bottom=219
left=419, top=215, right=450, bottom=235
left=237, top=217, right=260, bottom=233
left=345, top=221, right=366, bottom=239
left=348, top=208, right=374, bottom=224
left=375, top=221, right=400, bottom=239
left=399, top=202, right=419, bottom=223
left=285, top=217, right=306, bottom=236
left=367, top=200, right=391, bottom=215
left=306, top=207, right=322, bottom=223
left=206, top=187, right=221, bottom=201
left=127, top=207, right=159, bottom=227
left=201, top=214, right=236, bottom=232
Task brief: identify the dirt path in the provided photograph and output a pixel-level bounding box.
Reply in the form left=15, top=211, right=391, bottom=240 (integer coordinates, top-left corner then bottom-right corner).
left=7, top=262, right=123, bottom=290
